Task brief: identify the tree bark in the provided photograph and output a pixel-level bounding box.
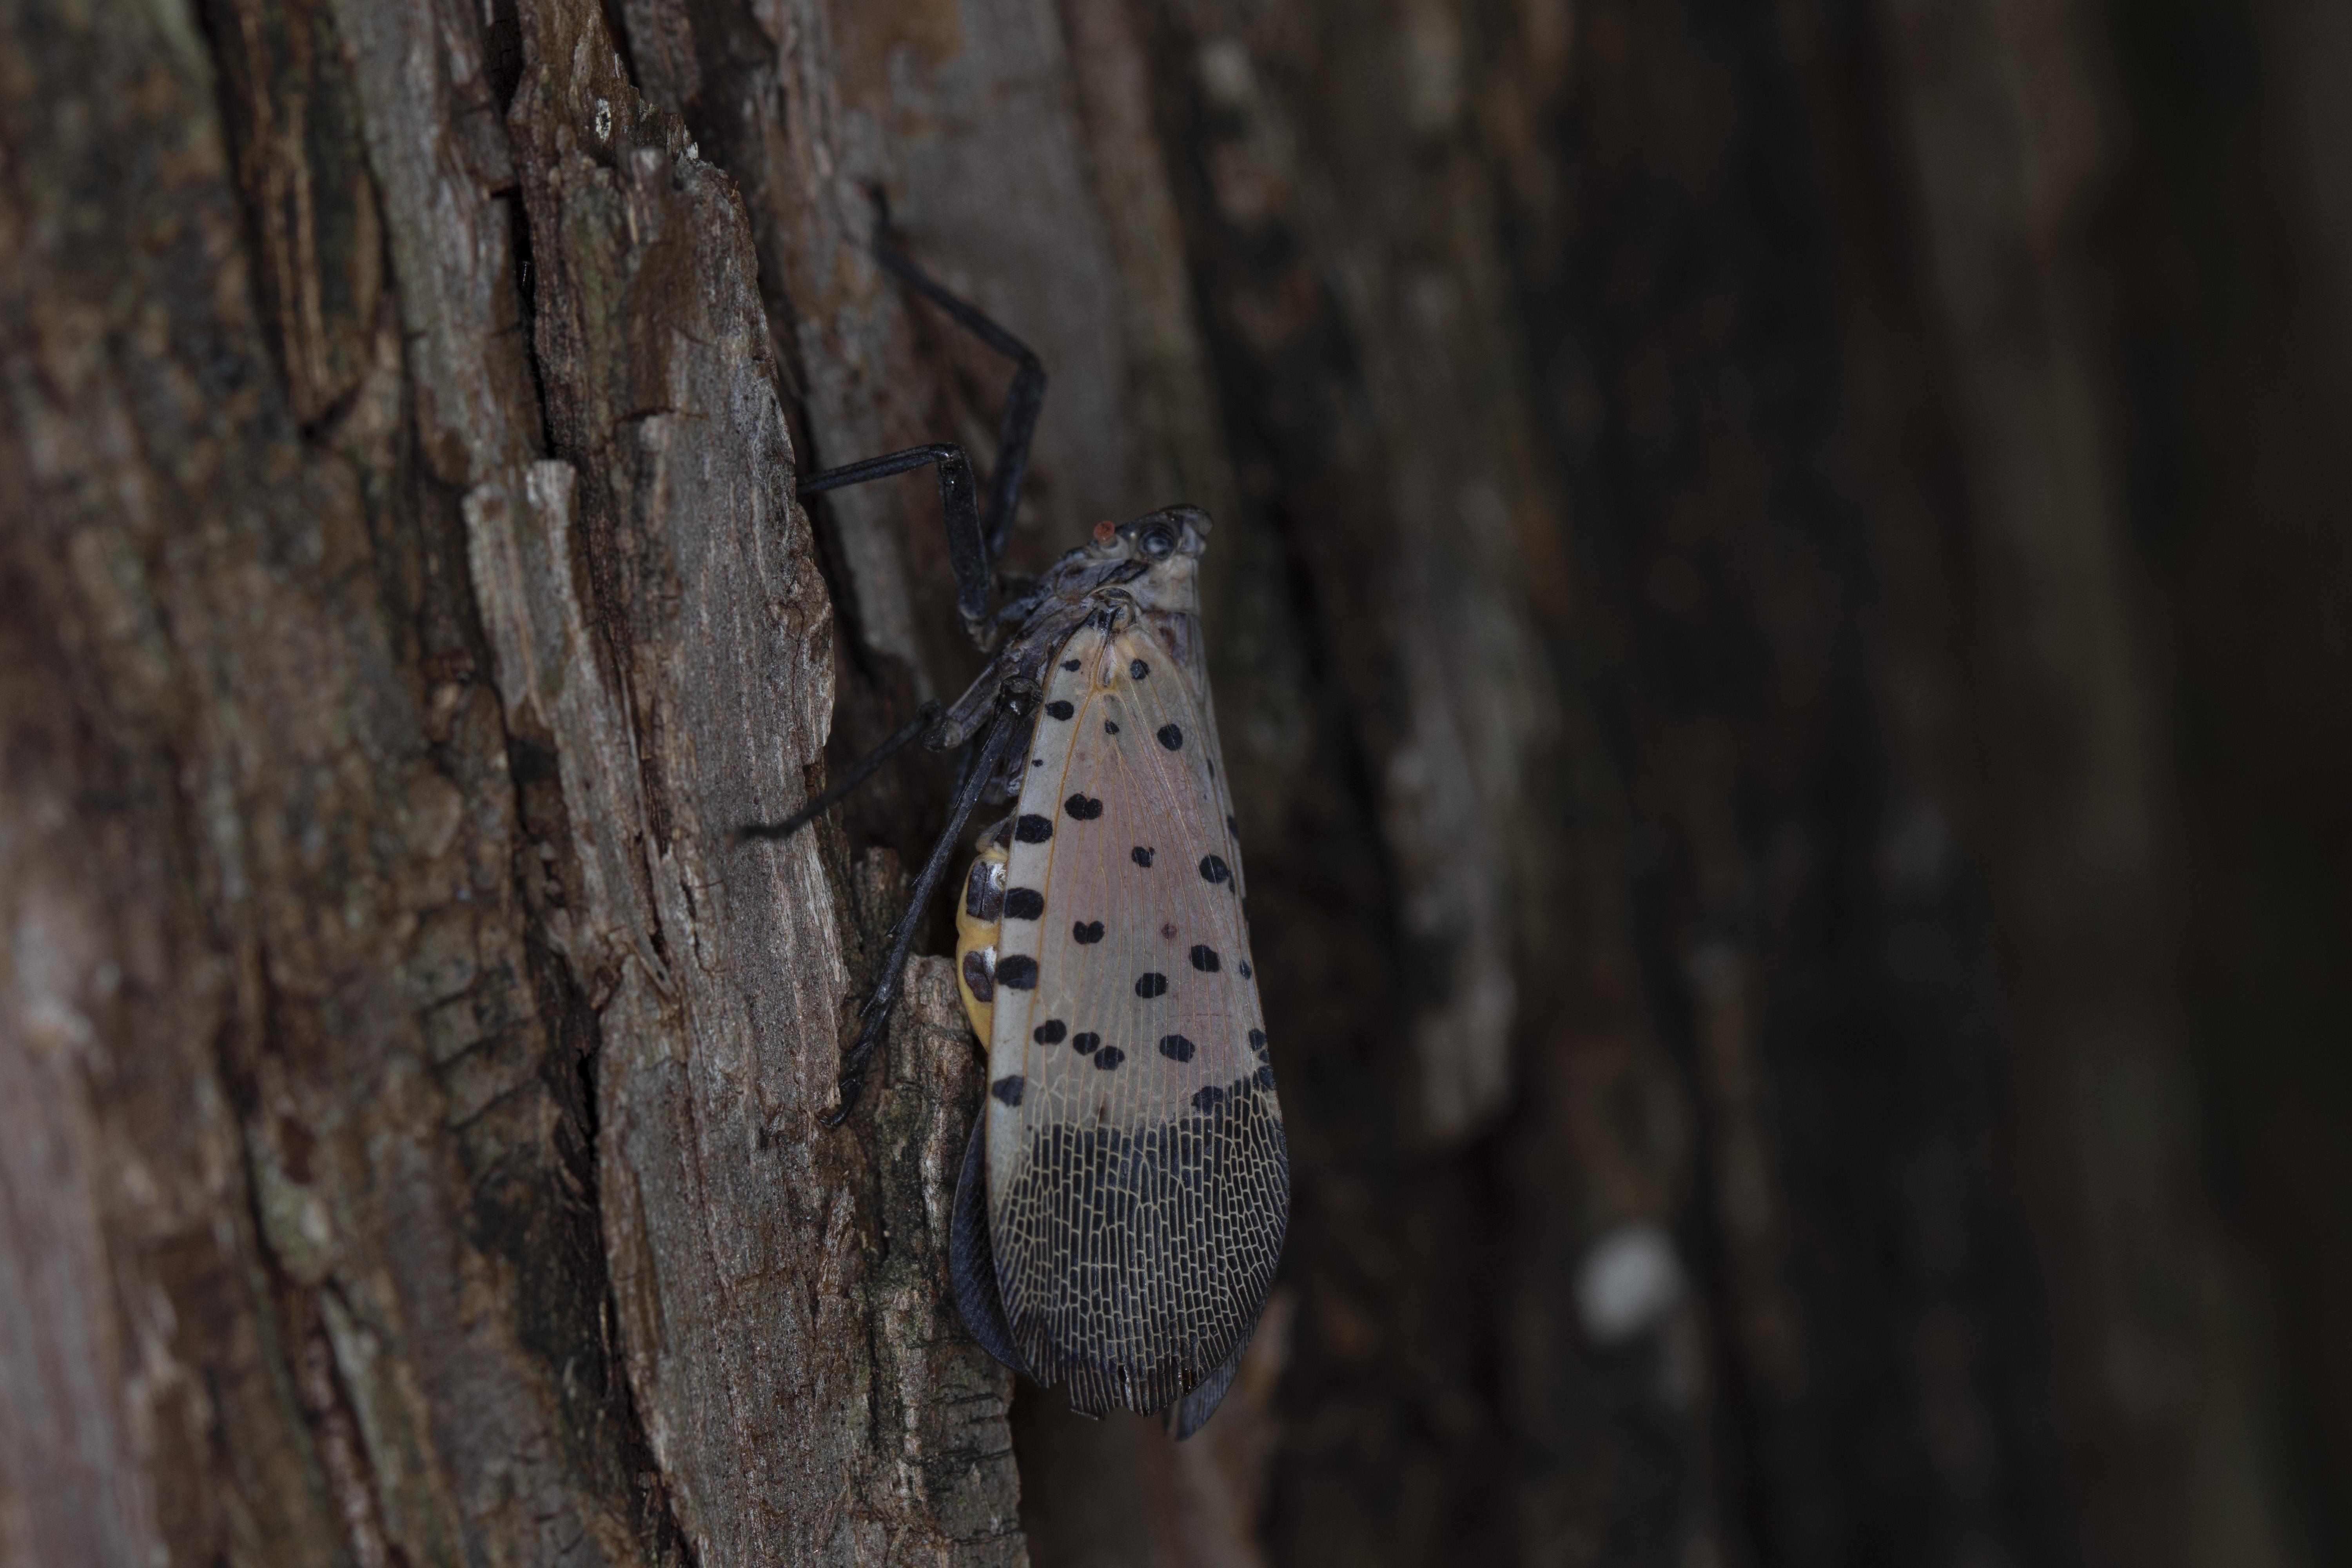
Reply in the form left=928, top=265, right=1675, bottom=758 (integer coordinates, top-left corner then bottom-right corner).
left=1, top=0, right=1018, bottom=1561
left=6, top=0, right=2348, bottom=1566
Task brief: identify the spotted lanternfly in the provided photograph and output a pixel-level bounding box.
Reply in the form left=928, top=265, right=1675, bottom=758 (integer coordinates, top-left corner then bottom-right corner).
left=739, top=200, right=1287, bottom=1439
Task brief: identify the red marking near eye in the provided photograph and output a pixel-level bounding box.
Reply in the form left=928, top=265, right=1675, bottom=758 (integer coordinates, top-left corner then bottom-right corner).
left=1093, top=519, right=1117, bottom=544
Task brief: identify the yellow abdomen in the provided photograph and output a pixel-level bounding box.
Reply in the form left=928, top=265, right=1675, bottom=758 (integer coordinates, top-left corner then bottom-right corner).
left=953, top=822, right=1011, bottom=1044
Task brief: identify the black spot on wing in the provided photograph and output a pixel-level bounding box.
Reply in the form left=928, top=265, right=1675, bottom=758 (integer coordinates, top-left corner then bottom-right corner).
left=1130, top=659, right=1149, bottom=679
left=1189, top=944, right=1221, bottom=972
left=1034, top=1019, right=1067, bottom=1044
left=1061, top=659, right=1082, bottom=671
left=1156, top=724, right=1184, bottom=750
left=1104, top=719, right=1121, bottom=735
left=1073, top=920, right=1105, bottom=944
left=1238, top=960, right=1252, bottom=979
left=1015, top=814, right=1053, bottom=843
left=962, top=949, right=994, bottom=1002
left=1072, top=1031, right=1100, bottom=1055
left=991, top=1075, right=1024, bottom=1106
left=1199, top=854, right=1230, bottom=884
left=1045, top=700, right=1075, bottom=720
left=1252, top=1063, right=1276, bottom=1090
left=996, top=956, right=1039, bottom=990
left=1248, top=1028, right=1267, bottom=1052
left=1158, top=1033, right=1196, bottom=1062
left=1093, top=1046, right=1126, bottom=1070
left=1004, top=887, right=1044, bottom=920
left=1065, top=793, right=1103, bottom=820
left=1134, top=972, right=1168, bottom=998
left=1131, top=846, right=1154, bottom=867
left=1192, top=1084, right=1226, bottom=1111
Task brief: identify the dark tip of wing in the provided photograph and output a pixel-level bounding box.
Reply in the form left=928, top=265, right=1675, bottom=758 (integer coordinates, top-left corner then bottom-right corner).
left=998, top=1092, right=1289, bottom=1424
left=1171, top=1328, right=1254, bottom=1441
left=951, top=1111, right=1031, bottom=1377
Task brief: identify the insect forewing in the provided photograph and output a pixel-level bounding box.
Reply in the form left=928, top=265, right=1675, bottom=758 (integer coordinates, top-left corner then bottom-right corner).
left=982, top=614, right=1287, bottom=1416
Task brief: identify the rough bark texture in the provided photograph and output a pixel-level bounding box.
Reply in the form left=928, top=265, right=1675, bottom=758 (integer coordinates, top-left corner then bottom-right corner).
left=4, top=0, right=2348, bottom=1566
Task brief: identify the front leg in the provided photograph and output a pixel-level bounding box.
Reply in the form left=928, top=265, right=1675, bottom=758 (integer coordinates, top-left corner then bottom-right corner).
left=799, top=444, right=993, bottom=641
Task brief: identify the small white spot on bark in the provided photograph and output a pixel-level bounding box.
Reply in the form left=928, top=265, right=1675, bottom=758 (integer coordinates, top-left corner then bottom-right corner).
left=1198, top=38, right=1255, bottom=109
left=1575, top=1222, right=1684, bottom=1345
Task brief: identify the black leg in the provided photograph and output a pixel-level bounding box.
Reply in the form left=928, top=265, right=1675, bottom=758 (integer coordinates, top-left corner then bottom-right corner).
left=735, top=699, right=942, bottom=846
left=800, top=445, right=993, bottom=637
left=872, top=234, right=1047, bottom=563
left=791, top=195, right=1048, bottom=639
left=773, top=194, right=1053, bottom=1121
left=822, top=680, right=1036, bottom=1125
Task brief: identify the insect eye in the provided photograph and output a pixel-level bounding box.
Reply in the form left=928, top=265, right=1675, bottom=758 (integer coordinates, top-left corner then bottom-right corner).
left=1138, top=525, right=1174, bottom=558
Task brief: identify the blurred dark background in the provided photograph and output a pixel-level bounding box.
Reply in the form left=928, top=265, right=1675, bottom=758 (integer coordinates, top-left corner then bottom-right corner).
left=828, top=2, right=2352, bottom=1563
left=5, top=0, right=2347, bottom=1564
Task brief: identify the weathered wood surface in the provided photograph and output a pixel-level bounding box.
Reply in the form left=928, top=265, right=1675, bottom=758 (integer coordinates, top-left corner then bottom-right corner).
left=7, top=0, right=2351, bottom=1564
left=0, top=0, right=1019, bottom=1561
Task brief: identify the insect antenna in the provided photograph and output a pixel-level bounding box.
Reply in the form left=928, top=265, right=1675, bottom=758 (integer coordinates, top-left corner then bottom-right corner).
left=822, top=680, right=1036, bottom=1125
left=735, top=700, right=942, bottom=845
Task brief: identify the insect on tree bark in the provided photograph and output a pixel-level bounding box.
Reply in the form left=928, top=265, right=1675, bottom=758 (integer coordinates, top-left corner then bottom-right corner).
left=741, top=216, right=1289, bottom=1439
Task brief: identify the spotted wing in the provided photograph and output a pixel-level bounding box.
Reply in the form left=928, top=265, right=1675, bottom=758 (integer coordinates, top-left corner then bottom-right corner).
left=981, top=609, right=1288, bottom=1417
